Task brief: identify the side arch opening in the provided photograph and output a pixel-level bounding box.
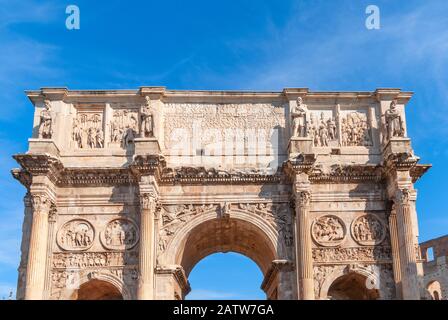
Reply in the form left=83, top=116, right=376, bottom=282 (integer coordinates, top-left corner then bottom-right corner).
left=327, top=273, right=379, bottom=300
left=71, top=279, right=123, bottom=300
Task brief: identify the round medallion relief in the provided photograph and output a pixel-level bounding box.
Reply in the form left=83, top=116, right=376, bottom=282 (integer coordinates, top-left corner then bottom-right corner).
left=57, top=219, right=95, bottom=251
left=311, top=215, right=346, bottom=247
left=100, top=218, right=139, bottom=250
left=351, top=214, right=386, bottom=245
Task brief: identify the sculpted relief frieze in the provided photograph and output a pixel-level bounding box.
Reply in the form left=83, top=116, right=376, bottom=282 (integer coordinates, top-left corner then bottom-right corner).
left=56, top=219, right=95, bottom=251
left=100, top=218, right=139, bottom=250
left=311, top=215, right=346, bottom=247
left=110, top=106, right=139, bottom=148
left=163, top=102, right=286, bottom=152
left=351, top=214, right=386, bottom=246
left=290, top=101, right=375, bottom=149
left=312, top=246, right=392, bottom=264
left=72, top=110, right=105, bottom=149
left=340, top=111, right=372, bottom=147
left=52, top=251, right=138, bottom=269
left=307, top=111, right=338, bottom=147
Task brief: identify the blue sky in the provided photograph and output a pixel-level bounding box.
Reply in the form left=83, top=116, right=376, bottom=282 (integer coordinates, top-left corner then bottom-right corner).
left=0, top=0, right=447, bottom=299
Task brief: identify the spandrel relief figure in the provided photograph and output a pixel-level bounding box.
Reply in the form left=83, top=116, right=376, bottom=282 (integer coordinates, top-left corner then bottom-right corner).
left=384, top=100, right=405, bottom=140
left=38, top=100, right=53, bottom=139
left=291, top=97, right=308, bottom=137
left=140, top=96, right=154, bottom=137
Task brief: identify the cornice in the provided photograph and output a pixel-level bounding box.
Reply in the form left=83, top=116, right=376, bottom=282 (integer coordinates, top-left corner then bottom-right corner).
left=12, top=153, right=415, bottom=187
left=309, top=164, right=385, bottom=184
left=410, top=164, right=432, bottom=183
left=160, top=167, right=284, bottom=185
left=24, top=87, right=413, bottom=105
left=59, top=168, right=137, bottom=186
left=12, top=153, right=63, bottom=186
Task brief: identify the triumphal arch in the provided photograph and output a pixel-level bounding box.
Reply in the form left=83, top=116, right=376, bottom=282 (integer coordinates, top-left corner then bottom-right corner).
left=12, top=87, right=430, bottom=300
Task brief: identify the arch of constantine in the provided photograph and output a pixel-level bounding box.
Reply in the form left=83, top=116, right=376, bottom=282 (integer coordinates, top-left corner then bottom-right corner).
left=12, top=87, right=430, bottom=300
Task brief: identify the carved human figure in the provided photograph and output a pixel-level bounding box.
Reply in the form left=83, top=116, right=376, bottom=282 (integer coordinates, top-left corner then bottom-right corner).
left=319, top=122, right=329, bottom=147
left=291, top=97, right=308, bottom=137
left=327, top=117, right=337, bottom=140
left=87, top=127, right=96, bottom=148
left=312, top=215, right=346, bottom=246
left=38, top=100, right=53, bottom=139
left=384, top=100, right=404, bottom=139
left=140, top=96, right=154, bottom=137
left=351, top=215, right=385, bottom=245
left=96, top=128, right=104, bottom=148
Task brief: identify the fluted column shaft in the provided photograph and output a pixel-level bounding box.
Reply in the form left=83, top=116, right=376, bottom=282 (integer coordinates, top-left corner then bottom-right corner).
left=395, top=189, right=420, bottom=300
left=25, top=194, right=52, bottom=300
left=137, top=192, right=157, bottom=300
left=388, top=205, right=402, bottom=299
left=43, top=207, right=57, bottom=299
left=294, top=190, right=314, bottom=300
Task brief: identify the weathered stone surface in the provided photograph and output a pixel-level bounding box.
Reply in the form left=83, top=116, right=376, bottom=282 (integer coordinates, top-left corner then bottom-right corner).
left=12, top=87, right=430, bottom=300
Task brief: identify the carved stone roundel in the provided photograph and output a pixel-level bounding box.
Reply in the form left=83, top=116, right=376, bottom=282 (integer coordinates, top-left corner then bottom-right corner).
left=100, top=218, right=139, bottom=250
left=311, top=215, right=346, bottom=247
left=351, top=214, right=386, bottom=246
left=57, top=219, right=95, bottom=251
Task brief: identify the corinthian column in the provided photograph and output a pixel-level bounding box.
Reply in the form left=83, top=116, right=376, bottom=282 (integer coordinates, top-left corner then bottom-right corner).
left=394, top=188, right=420, bottom=300
left=294, top=189, right=314, bottom=300
left=388, top=203, right=402, bottom=299
left=25, top=194, right=52, bottom=300
left=137, top=192, right=157, bottom=300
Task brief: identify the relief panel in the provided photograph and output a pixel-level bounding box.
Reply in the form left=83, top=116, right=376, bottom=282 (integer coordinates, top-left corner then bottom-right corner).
left=72, top=105, right=105, bottom=149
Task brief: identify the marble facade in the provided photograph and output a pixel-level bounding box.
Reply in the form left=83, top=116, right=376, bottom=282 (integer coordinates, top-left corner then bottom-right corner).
left=12, top=87, right=430, bottom=300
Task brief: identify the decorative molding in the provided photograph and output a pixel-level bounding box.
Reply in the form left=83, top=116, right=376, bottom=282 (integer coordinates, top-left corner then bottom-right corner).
left=155, top=265, right=191, bottom=295
left=261, top=259, right=294, bottom=292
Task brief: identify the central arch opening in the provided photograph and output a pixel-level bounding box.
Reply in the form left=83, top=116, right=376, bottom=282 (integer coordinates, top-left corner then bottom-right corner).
left=175, top=217, right=278, bottom=299
left=186, top=252, right=265, bottom=300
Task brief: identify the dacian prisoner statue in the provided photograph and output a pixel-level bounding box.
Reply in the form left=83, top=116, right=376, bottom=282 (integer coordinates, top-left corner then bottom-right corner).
left=291, top=97, right=308, bottom=137
left=384, top=100, right=405, bottom=139
left=38, top=99, right=53, bottom=139
left=140, top=96, right=154, bottom=138
left=12, top=87, right=430, bottom=301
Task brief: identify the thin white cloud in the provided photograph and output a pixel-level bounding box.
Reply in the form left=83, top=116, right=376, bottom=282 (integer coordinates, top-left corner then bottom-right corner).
left=0, top=0, right=58, bottom=29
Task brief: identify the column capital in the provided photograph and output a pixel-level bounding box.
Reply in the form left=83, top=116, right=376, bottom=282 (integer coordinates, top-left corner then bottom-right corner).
left=30, top=194, right=53, bottom=215
left=295, top=190, right=311, bottom=208
left=139, top=192, right=158, bottom=211
left=393, top=188, right=417, bottom=205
